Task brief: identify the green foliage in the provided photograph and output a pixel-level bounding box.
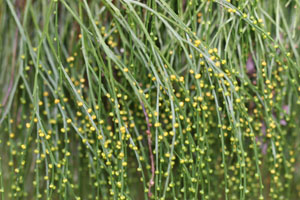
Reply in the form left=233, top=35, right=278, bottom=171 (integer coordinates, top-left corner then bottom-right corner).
left=0, top=0, right=300, bottom=199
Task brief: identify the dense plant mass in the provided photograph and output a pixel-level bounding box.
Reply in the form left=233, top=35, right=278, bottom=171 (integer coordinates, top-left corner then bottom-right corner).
left=1, top=0, right=300, bottom=199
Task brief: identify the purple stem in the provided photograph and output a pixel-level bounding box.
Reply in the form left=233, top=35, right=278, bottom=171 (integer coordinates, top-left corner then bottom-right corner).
left=140, top=101, right=155, bottom=197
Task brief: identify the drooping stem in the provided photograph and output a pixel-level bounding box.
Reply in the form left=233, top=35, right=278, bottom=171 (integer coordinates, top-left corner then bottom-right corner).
left=0, top=10, right=19, bottom=115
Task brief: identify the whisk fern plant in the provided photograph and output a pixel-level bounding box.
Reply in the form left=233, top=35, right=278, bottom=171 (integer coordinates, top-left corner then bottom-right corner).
left=0, top=0, right=300, bottom=199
